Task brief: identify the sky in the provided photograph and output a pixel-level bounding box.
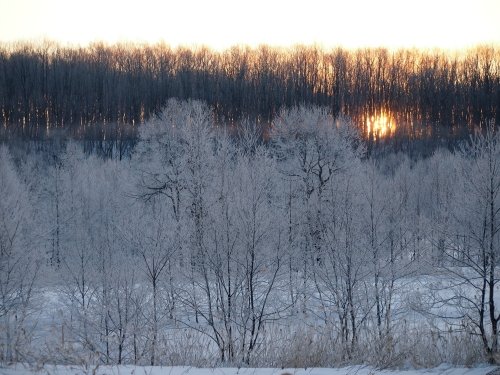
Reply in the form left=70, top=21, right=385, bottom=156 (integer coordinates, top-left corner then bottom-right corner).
left=0, top=0, right=499, bottom=50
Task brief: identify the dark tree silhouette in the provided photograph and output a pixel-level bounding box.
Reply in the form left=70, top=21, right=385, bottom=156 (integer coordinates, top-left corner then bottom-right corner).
left=0, top=42, right=498, bottom=150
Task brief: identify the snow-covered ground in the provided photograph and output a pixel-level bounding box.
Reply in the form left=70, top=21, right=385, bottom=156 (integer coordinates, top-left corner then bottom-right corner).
left=1, top=365, right=498, bottom=375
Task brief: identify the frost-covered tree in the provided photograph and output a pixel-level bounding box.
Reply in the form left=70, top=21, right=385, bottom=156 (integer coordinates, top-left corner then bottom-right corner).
left=0, top=146, right=40, bottom=363
left=127, top=199, right=176, bottom=365
left=312, top=161, right=367, bottom=362
left=271, top=107, right=363, bottom=317
left=443, top=124, right=500, bottom=363
left=357, top=160, right=417, bottom=364
left=359, top=161, right=394, bottom=341
left=233, top=147, right=286, bottom=364
left=177, top=131, right=242, bottom=363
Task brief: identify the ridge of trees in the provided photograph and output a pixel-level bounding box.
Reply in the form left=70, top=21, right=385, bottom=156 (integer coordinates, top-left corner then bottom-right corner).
left=0, top=42, right=498, bottom=142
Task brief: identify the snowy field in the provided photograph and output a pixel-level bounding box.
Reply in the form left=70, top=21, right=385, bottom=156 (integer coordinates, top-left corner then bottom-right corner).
left=1, top=365, right=499, bottom=375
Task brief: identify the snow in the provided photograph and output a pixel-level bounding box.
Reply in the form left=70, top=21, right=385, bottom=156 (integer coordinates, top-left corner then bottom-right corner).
left=1, top=365, right=498, bottom=375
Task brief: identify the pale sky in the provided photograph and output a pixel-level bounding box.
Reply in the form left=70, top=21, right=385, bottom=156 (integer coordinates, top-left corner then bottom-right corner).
left=0, top=0, right=499, bottom=50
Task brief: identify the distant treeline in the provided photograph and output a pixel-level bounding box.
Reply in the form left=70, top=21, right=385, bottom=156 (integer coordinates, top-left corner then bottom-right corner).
left=0, top=42, right=498, bottom=139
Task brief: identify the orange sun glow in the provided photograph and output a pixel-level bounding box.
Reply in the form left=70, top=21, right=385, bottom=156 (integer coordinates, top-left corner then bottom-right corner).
left=366, top=112, right=396, bottom=140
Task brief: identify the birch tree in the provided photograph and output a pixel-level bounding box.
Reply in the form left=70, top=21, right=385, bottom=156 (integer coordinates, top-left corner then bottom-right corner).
left=444, top=124, right=500, bottom=363
left=0, top=146, right=40, bottom=363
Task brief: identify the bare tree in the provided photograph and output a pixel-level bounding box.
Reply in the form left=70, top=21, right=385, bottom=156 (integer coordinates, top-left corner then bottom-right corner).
left=128, top=199, right=176, bottom=365
left=441, top=124, right=500, bottom=363
left=0, top=146, right=40, bottom=363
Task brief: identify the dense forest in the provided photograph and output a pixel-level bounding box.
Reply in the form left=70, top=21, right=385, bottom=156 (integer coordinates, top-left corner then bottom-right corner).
left=1, top=102, right=500, bottom=367
left=1, top=41, right=500, bottom=368
left=0, top=42, right=498, bottom=147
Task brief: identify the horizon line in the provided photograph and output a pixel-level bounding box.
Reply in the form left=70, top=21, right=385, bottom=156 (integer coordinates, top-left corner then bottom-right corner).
left=1, top=39, right=499, bottom=54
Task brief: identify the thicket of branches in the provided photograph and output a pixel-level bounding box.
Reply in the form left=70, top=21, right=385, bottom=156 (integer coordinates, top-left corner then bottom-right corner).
left=0, top=42, right=498, bottom=141
left=1, top=102, right=499, bottom=368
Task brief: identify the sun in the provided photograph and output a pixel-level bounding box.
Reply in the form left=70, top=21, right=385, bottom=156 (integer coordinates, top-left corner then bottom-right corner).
left=366, top=112, right=396, bottom=140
